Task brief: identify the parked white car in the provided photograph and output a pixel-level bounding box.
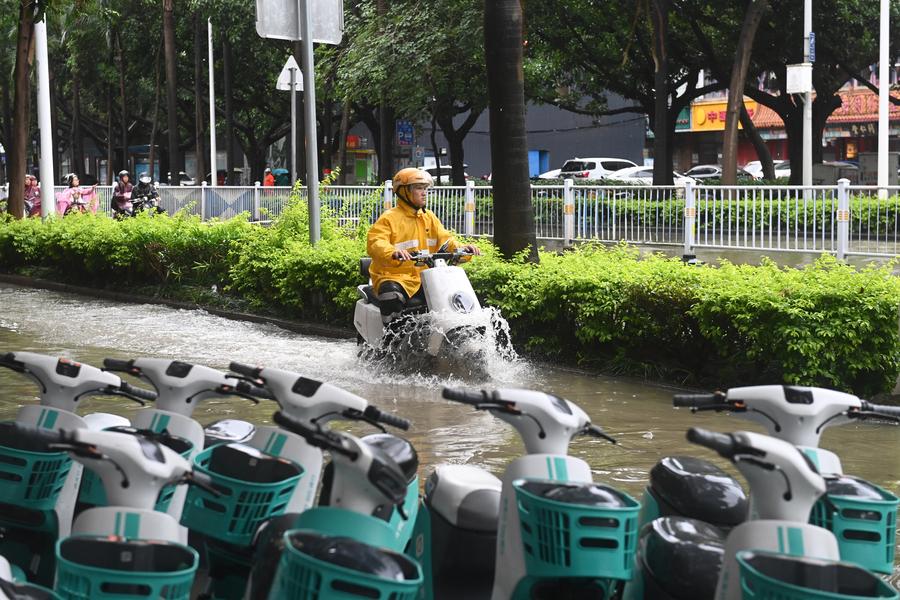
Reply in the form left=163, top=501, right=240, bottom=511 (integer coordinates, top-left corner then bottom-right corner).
left=605, top=166, right=696, bottom=186
left=536, top=168, right=561, bottom=179
left=558, top=157, right=638, bottom=180
left=741, top=160, right=789, bottom=180
left=685, top=164, right=758, bottom=181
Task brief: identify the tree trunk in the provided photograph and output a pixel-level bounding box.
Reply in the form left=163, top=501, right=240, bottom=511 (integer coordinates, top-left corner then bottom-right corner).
left=430, top=111, right=440, bottom=185
left=162, top=0, right=180, bottom=183
left=223, top=38, right=236, bottom=184
left=376, top=0, right=393, bottom=182
left=116, top=30, right=128, bottom=171
left=484, top=0, right=538, bottom=261
left=9, top=0, right=36, bottom=218
left=738, top=104, right=774, bottom=177
left=106, top=86, right=113, bottom=184
left=71, top=69, right=84, bottom=176
left=193, top=15, right=207, bottom=184
left=722, top=0, right=770, bottom=184
left=337, top=97, right=351, bottom=184
left=437, top=109, right=482, bottom=186
left=148, top=44, right=162, bottom=180
left=650, top=0, right=672, bottom=185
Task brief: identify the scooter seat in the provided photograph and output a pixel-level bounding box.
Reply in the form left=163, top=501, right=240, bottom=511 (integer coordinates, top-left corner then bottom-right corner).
left=360, top=257, right=372, bottom=280
left=650, top=455, right=748, bottom=526
left=357, top=284, right=380, bottom=306
left=640, top=516, right=725, bottom=600
left=425, top=465, right=501, bottom=532
left=362, top=433, right=419, bottom=484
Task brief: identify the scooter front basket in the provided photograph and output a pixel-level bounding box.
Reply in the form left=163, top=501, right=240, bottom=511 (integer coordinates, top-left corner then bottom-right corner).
left=737, top=550, right=898, bottom=599
left=809, top=476, right=898, bottom=575
left=179, top=443, right=303, bottom=546
left=54, top=536, right=198, bottom=600
left=0, top=423, right=72, bottom=512
left=512, top=479, right=640, bottom=581
left=268, top=530, right=422, bottom=600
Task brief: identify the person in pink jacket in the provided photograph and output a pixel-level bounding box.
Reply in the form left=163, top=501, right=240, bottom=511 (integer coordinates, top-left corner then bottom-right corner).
left=56, top=173, right=98, bottom=215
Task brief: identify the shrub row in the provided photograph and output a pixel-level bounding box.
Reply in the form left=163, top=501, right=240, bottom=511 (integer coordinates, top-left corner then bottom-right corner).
left=1, top=193, right=898, bottom=397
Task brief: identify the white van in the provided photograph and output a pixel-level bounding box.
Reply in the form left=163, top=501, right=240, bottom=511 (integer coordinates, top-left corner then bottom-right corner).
left=558, top=157, right=638, bottom=180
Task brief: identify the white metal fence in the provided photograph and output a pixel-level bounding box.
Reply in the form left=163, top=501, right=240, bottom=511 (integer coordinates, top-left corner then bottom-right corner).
left=4, top=180, right=899, bottom=259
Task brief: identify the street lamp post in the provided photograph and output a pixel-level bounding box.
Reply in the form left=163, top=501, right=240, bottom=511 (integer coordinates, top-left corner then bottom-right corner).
left=802, top=0, right=812, bottom=189
left=877, top=0, right=889, bottom=198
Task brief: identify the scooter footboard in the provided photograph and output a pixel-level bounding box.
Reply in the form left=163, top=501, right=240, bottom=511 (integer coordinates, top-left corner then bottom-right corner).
left=512, top=479, right=640, bottom=581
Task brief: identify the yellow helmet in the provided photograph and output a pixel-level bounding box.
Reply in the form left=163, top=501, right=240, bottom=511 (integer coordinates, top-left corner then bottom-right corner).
left=392, top=168, right=433, bottom=194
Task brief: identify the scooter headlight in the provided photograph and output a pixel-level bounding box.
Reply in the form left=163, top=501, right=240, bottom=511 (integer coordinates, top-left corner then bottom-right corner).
left=450, top=292, right=477, bottom=314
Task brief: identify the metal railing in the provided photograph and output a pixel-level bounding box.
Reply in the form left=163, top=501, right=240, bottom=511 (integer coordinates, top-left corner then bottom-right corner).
left=4, top=179, right=899, bottom=259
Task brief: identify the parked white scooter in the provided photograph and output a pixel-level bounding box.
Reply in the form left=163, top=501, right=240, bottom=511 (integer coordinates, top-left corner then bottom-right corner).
left=411, top=386, right=637, bottom=600
left=685, top=427, right=896, bottom=600
left=354, top=248, right=510, bottom=360
left=0, top=352, right=152, bottom=585
left=7, top=424, right=217, bottom=599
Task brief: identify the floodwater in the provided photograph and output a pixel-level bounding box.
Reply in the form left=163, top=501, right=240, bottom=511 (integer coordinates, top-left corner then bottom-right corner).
left=1, top=282, right=899, bottom=581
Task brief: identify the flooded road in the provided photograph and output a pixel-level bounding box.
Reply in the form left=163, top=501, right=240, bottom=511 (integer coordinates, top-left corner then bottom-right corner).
left=2, top=282, right=899, bottom=583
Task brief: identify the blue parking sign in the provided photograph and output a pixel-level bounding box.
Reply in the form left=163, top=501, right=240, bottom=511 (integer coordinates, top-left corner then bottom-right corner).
left=396, top=120, right=414, bottom=146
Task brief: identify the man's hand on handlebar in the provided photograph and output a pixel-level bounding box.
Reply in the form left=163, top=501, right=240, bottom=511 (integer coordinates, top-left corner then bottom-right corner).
left=392, top=249, right=414, bottom=262
left=461, top=244, right=481, bottom=256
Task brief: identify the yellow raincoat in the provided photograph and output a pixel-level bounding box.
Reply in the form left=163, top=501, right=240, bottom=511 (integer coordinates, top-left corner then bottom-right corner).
left=367, top=200, right=461, bottom=297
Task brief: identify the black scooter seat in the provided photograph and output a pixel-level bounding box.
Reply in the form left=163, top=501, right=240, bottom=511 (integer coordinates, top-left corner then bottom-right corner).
left=641, top=517, right=725, bottom=600
left=650, top=455, right=748, bottom=526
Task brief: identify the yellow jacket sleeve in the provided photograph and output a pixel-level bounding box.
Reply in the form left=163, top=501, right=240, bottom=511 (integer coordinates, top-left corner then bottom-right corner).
left=367, top=214, right=398, bottom=261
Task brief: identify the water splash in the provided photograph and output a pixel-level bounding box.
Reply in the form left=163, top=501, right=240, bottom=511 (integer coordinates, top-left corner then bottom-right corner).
left=357, top=306, right=521, bottom=384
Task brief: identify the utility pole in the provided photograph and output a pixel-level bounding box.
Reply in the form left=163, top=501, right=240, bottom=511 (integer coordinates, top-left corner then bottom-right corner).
left=35, top=16, right=55, bottom=216
left=802, top=0, right=812, bottom=189
left=208, top=19, right=217, bottom=186
left=877, top=0, right=889, bottom=198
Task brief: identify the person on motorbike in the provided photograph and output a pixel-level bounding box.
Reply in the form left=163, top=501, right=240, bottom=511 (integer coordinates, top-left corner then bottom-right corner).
left=23, top=173, right=41, bottom=217
left=131, top=173, right=161, bottom=213
left=366, top=167, right=480, bottom=324
left=112, top=170, right=133, bottom=218
left=56, top=173, right=98, bottom=215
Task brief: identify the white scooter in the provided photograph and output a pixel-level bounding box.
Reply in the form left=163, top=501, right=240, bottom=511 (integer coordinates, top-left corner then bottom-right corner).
left=247, top=411, right=423, bottom=600
left=95, top=357, right=265, bottom=528
left=637, top=387, right=900, bottom=578
left=354, top=248, right=511, bottom=360
left=682, top=427, right=896, bottom=600
left=0, top=352, right=152, bottom=586
left=179, top=362, right=416, bottom=600
left=7, top=424, right=217, bottom=599
left=410, top=386, right=637, bottom=600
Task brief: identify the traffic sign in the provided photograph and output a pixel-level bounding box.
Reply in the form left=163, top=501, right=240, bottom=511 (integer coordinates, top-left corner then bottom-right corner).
left=276, top=55, right=303, bottom=91
left=256, top=0, right=343, bottom=44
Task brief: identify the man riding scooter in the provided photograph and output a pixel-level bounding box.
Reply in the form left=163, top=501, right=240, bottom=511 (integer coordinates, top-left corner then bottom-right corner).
left=367, top=168, right=480, bottom=326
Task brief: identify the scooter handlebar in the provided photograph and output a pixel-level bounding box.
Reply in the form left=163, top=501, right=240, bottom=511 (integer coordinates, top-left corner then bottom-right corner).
left=234, top=380, right=273, bottom=400
left=442, top=387, right=489, bottom=406
left=118, top=381, right=157, bottom=402
left=673, top=393, right=724, bottom=408
left=363, top=405, right=411, bottom=431
left=102, top=358, right=135, bottom=373
left=860, top=401, right=900, bottom=418
left=687, top=427, right=736, bottom=458
left=229, top=361, right=263, bottom=380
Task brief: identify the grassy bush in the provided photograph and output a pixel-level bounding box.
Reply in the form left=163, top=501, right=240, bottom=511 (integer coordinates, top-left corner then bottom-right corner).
left=1, top=191, right=898, bottom=396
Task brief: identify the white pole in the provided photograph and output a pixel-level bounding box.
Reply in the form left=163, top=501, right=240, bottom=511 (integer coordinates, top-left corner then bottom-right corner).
left=299, top=0, right=320, bottom=244
left=34, top=18, right=55, bottom=217
left=208, top=19, right=217, bottom=187
left=290, top=66, right=297, bottom=184
left=877, top=0, right=889, bottom=198
left=802, top=0, right=812, bottom=189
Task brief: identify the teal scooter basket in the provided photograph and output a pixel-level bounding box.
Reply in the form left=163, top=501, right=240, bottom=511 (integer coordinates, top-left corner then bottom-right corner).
left=268, top=530, right=423, bottom=599
left=513, top=479, right=640, bottom=581
left=0, top=423, right=72, bottom=513
left=180, top=443, right=303, bottom=546
left=54, top=536, right=198, bottom=600
left=78, top=431, right=193, bottom=512
left=810, top=476, right=899, bottom=574
left=737, top=550, right=899, bottom=599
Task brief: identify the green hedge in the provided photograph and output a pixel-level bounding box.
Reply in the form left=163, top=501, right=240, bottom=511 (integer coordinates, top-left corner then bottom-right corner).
left=1, top=192, right=898, bottom=397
